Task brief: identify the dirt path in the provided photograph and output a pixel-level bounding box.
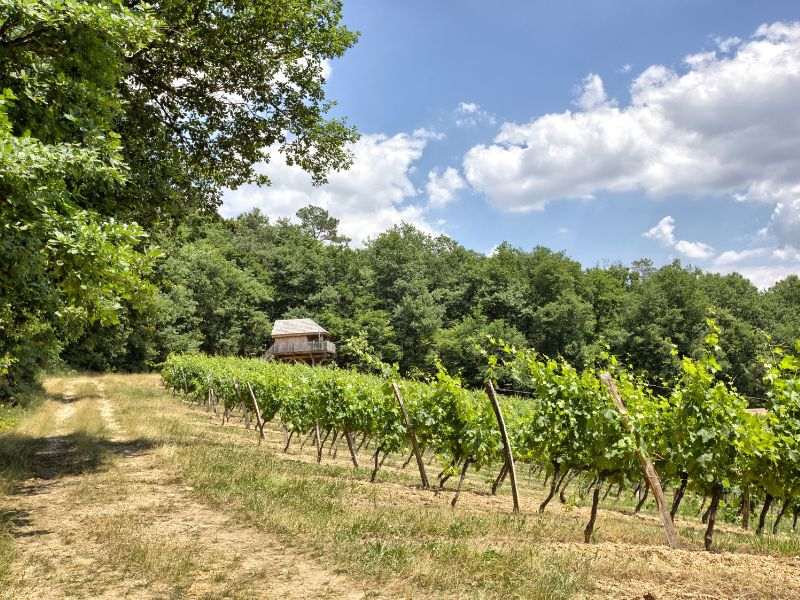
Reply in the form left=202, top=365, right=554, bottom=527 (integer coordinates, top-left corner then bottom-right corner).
left=2, top=377, right=377, bottom=600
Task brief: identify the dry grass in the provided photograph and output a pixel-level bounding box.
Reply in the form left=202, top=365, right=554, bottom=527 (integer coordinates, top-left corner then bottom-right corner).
left=102, top=373, right=800, bottom=599
left=84, top=512, right=198, bottom=588
left=3, top=373, right=800, bottom=599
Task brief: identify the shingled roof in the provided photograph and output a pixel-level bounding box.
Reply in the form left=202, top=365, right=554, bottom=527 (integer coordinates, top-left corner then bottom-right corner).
left=271, top=318, right=329, bottom=337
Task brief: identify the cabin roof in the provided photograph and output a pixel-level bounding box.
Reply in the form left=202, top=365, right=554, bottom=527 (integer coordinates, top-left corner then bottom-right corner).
left=271, top=318, right=329, bottom=337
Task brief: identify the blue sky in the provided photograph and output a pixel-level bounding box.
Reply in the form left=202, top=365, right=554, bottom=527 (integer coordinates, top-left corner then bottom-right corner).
left=222, top=1, right=800, bottom=288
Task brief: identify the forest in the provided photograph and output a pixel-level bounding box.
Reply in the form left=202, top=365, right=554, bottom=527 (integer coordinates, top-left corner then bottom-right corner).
left=62, top=209, right=800, bottom=403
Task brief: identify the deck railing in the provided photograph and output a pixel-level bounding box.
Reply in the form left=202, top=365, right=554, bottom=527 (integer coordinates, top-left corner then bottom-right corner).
left=267, top=339, right=336, bottom=357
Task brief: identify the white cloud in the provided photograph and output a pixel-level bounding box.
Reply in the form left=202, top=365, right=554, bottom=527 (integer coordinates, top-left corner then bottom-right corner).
left=619, top=63, right=632, bottom=73
left=463, top=22, right=800, bottom=212
left=575, top=73, right=611, bottom=111
left=643, top=216, right=677, bottom=246
left=714, top=36, right=741, bottom=53
left=221, top=131, right=441, bottom=246
left=455, top=101, right=497, bottom=127
left=714, top=264, right=800, bottom=289
left=713, top=248, right=769, bottom=266
left=412, top=127, right=446, bottom=141
left=768, top=198, right=800, bottom=247
left=674, top=239, right=715, bottom=260
left=643, top=216, right=715, bottom=260
left=426, top=167, right=466, bottom=208
left=321, top=58, right=332, bottom=80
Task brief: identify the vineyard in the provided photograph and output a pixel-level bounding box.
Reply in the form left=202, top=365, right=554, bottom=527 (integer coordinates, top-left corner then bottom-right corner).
left=161, top=321, right=800, bottom=551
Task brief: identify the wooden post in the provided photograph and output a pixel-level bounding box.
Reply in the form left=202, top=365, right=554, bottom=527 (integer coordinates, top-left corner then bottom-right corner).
left=314, top=421, right=322, bottom=463
left=246, top=383, right=266, bottom=444
left=600, top=373, right=678, bottom=549
left=485, top=381, right=520, bottom=514
left=392, top=383, right=430, bottom=489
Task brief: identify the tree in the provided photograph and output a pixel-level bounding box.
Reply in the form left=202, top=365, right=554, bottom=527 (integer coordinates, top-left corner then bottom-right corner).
left=434, top=315, right=527, bottom=387
left=0, top=0, right=161, bottom=399
left=115, top=0, right=359, bottom=222
left=296, top=205, right=349, bottom=244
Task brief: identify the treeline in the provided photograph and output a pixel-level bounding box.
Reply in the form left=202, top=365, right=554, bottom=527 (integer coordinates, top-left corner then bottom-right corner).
left=65, top=207, right=800, bottom=399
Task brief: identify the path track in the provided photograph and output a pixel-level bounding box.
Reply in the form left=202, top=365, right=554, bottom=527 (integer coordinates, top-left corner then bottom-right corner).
left=2, top=376, right=374, bottom=599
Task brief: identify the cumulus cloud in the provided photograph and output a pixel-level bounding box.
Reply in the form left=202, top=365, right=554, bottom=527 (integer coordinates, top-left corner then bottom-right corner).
left=768, top=198, right=800, bottom=248
left=713, top=248, right=769, bottom=266
left=455, top=101, right=497, bottom=127
left=574, top=73, right=611, bottom=111
left=714, top=264, right=800, bottom=290
left=463, top=22, right=800, bottom=212
left=643, top=216, right=678, bottom=246
left=714, top=36, right=742, bottom=53
left=643, top=216, right=715, bottom=260
left=425, top=167, right=466, bottom=208
left=221, top=131, right=442, bottom=246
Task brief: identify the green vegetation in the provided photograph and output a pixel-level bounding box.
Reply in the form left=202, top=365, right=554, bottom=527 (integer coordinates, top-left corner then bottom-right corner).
left=1, top=0, right=359, bottom=401
left=61, top=212, right=800, bottom=404
left=161, top=334, right=800, bottom=550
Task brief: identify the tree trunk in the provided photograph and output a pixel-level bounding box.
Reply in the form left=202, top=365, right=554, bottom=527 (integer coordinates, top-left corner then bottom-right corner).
left=792, top=506, right=800, bottom=531
left=704, top=483, right=723, bottom=551
left=698, top=495, right=707, bottom=516
left=670, top=472, right=688, bottom=522
left=602, top=480, right=614, bottom=502
left=632, top=481, right=642, bottom=499
left=701, top=504, right=711, bottom=525
left=773, top=498, right=790, bottom=535
left=634, top=484, right=649, bottom=514
left=370, top=446, right=383, bottom=483
left=584, top=479, right=603, bottom=543
left=757, top=493, right=774, bottom=536
left=344, top=431, right=359, bottom=468
left=559, top=471, right=576, bottom=503
left=402, top=450, right=414, bottom=469
left=451, top=459, right=472, bottom=507
left=539, top=463, right=560, bottom=513
left=437, top=461, right=457, bottom=489
left=328, top=430, right=339, bottom=455
left=491, top=462, right=509, bottom=495
left=283, top=430, right=294, bottom=453
left=742, top=490, right=751, bottom=530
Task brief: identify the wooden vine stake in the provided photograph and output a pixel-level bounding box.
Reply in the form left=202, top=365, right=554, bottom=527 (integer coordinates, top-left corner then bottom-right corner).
left=391, top=382, right=430, bottom=489
left=600, top=373, right=678, bottom=549
left=246, top=382, right=266, bottom=444
left=485, top=381, right=520, bottom=514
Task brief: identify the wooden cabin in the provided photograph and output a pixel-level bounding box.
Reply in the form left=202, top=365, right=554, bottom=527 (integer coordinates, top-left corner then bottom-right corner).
left=266, top=318, right=336, bottom=365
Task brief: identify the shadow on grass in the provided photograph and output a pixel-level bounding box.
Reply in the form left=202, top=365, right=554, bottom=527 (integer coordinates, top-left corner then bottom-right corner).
left=0, top=432, right=155, bottom=490
left=0, top=432, right=156, bottom=547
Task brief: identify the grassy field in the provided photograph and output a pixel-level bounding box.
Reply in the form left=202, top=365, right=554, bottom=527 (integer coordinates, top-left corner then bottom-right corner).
left=0, top=373, right=799, bottom=598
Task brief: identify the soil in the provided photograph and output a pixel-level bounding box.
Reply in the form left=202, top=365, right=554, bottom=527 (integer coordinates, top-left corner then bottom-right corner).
left=1, top=378, right=376, bottom=600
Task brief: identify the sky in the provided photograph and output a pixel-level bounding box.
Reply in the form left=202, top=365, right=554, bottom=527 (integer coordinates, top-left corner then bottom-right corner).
left=222, top=1, right=800, bottom=289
